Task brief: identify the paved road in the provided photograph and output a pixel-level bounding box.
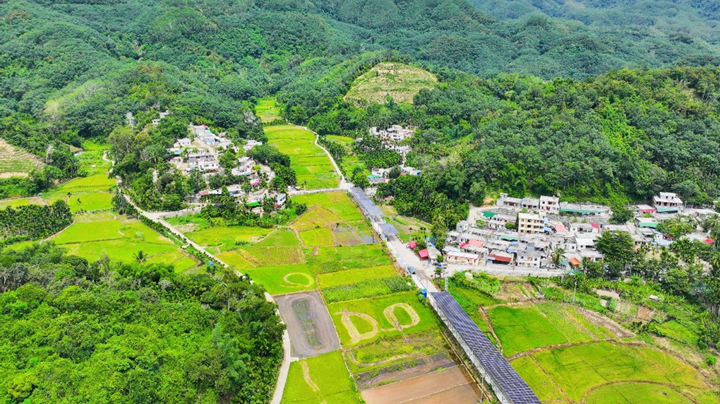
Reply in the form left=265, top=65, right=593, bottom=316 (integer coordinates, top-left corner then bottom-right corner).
left=288, top=187, right=343, bottom=196
left=446, top=264, right=563, bottom=278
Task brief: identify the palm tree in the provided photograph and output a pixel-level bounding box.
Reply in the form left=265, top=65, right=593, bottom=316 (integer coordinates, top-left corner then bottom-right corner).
left=551, top=248, right=565, bottom=267
left=134, top=250, right=148, bottom=264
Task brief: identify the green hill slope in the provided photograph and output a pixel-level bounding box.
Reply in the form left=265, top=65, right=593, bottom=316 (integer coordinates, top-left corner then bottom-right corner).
left=344, top=62, right=437, bottom=105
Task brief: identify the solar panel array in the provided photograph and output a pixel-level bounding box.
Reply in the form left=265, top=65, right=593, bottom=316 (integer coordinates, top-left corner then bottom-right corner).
left=378, top=222, right=399, bottom=237
left=349, top=187, right=384, bottom=219
left=431, top=292, right=541, bottom=404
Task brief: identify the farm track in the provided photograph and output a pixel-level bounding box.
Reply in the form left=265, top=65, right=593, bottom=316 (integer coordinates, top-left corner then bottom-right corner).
left=580, top=379, right=699, bottom=404
left=478, top=307, right=503, bottom=353
left=507, top=338, right=643, bottom=361
left=528, top=355, right=571, bottom=403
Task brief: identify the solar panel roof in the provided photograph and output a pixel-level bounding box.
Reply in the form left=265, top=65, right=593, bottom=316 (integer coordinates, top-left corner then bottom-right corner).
left=350, top=187, right=384, bottom=218
left=431, top=292, right=541, bottom=404
left=378, top=223, right=399, bottom=236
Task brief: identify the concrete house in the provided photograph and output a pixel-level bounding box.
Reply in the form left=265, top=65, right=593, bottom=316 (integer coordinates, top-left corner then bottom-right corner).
left=653, top=192, right=683, bottom=212
left=518, top=212, right=546, bottom=234
left=540, top=196, right=560, bottom=213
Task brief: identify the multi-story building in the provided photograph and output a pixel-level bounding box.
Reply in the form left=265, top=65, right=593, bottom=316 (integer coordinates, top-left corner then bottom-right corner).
left=539, top=196, right=560, bottom=213
left=653, top=192, right=684, bottom=212
left=518, top=212, right=545, bottom=234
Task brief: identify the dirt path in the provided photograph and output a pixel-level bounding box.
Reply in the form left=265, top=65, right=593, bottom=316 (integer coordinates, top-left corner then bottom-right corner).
left=383, top=303, right=420, bottom=331
left=581, top=380, right=699, bottom=404
left=339, top=311, right=379, bottom=344
left=301, top=361, right=320, bottom=392
left=283, top=272, right=314, bottom=288
left=508, top=339, right=644, bottom=361
left=479, top=307, right=503, bottom=353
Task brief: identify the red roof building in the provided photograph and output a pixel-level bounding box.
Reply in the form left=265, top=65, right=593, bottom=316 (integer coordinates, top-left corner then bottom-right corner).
left=569, top=257, right=581, bottom=267
left=407, top=241, right=417, bottom=249
left=418, top=249, right=429, bottom=259
left=467, top=239, right=484, bottom=248
left=488, top=253, right=512, bottom=263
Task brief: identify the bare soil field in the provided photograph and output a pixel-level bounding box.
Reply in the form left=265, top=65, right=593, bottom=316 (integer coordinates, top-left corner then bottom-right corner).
left=276, top=291, right=340, bottom=358
left=360, top=366, right=481, bottom=404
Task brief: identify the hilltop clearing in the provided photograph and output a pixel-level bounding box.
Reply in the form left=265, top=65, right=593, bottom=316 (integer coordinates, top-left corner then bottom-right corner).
left=344, top=62, right=437, bottom=105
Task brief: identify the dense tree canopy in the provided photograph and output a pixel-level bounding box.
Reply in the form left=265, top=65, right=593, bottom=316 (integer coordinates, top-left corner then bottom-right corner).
left=0, top=243, right=284, bottom=404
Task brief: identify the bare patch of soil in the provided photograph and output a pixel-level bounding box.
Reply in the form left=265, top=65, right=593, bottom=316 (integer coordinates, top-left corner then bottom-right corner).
left=360, top=366, right=480, bottom=404
left=276, top=291, right=340, bottom=358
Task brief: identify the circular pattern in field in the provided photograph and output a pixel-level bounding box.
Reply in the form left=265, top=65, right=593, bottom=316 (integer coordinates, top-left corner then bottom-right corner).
left=383, top=303, right=420, bottom=331
left=339, top=311, right=379, bottom=344
left=584, top=381, right=694, bottom=404
left=283, top=272, right=314, bottom=288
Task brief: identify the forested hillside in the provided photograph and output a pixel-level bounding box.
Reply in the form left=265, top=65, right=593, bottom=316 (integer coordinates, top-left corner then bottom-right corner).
left=0, top=243, right=284, bottom=404
left=303, top=66, right=720, bottom=227
left=2, top=0, right=720, bottom=140
left=472, top=0, right=720, bottom=46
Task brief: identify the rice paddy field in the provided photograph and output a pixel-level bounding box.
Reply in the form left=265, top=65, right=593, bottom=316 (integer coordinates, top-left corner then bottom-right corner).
left=0, top=141, right=115, bottom=213
left=256, top=97, right=283, bottom=123
left=50, top=213, right=198, bottom=271
left=264, top=124, right=340, bottom=189
left=0, top=138, right=43, bottom=177
left=0, top=142, right=199, bottom=272
left=167, top=189, right=480, bottom=403
left=449, top=278, right=720, bottom=404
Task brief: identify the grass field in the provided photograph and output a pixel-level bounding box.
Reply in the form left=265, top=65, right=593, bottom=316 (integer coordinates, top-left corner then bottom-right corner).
left=256, top=97, right=283, bottom=123
left=328, top=291, right=437, bottom=347
left=306, top=245, right=392, bottom=274
left=317, top=265, right=397, bottom=289
left=344, top=62, right=437, bottom=105
left=0, top=139, right=43, bottom=177
left=488, top=302, right=614, bottom=356
left=181, top=225, right=272, bottom=253
left=514, top=341, right=712, bottom=403
left=51, top=217, right=198, bottom=271
left=299, top=228, right=335, bottom=247
left=380, top=205, right=432, bottom=243
left=281, top=351, right=362, bottom=404
left=245, top=264, right=317, bottom=295
left=291, top=192, right=364, bottom=222
left=325, top=135, right=365, bottom=176
left=264, top=125, right=340, bottom=190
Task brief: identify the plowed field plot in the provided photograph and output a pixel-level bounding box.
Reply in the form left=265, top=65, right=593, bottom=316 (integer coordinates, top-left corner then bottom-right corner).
left=276, top=291, right=340, bottom=358
left=360, top=365, right=480, bottom=404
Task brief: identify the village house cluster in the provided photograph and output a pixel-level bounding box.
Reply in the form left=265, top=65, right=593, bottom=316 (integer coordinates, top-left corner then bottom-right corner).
left=438, top=192, right=717, bottom=271
left=166, top=124, right=285, bottom=209
left=362, top=125, right=421, bottom=186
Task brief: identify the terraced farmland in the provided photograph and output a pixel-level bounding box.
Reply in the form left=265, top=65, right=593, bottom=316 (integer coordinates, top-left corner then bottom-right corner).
left=0, top=139, right=43, bottom=177
left=264, top=125, right=340, bottom=190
